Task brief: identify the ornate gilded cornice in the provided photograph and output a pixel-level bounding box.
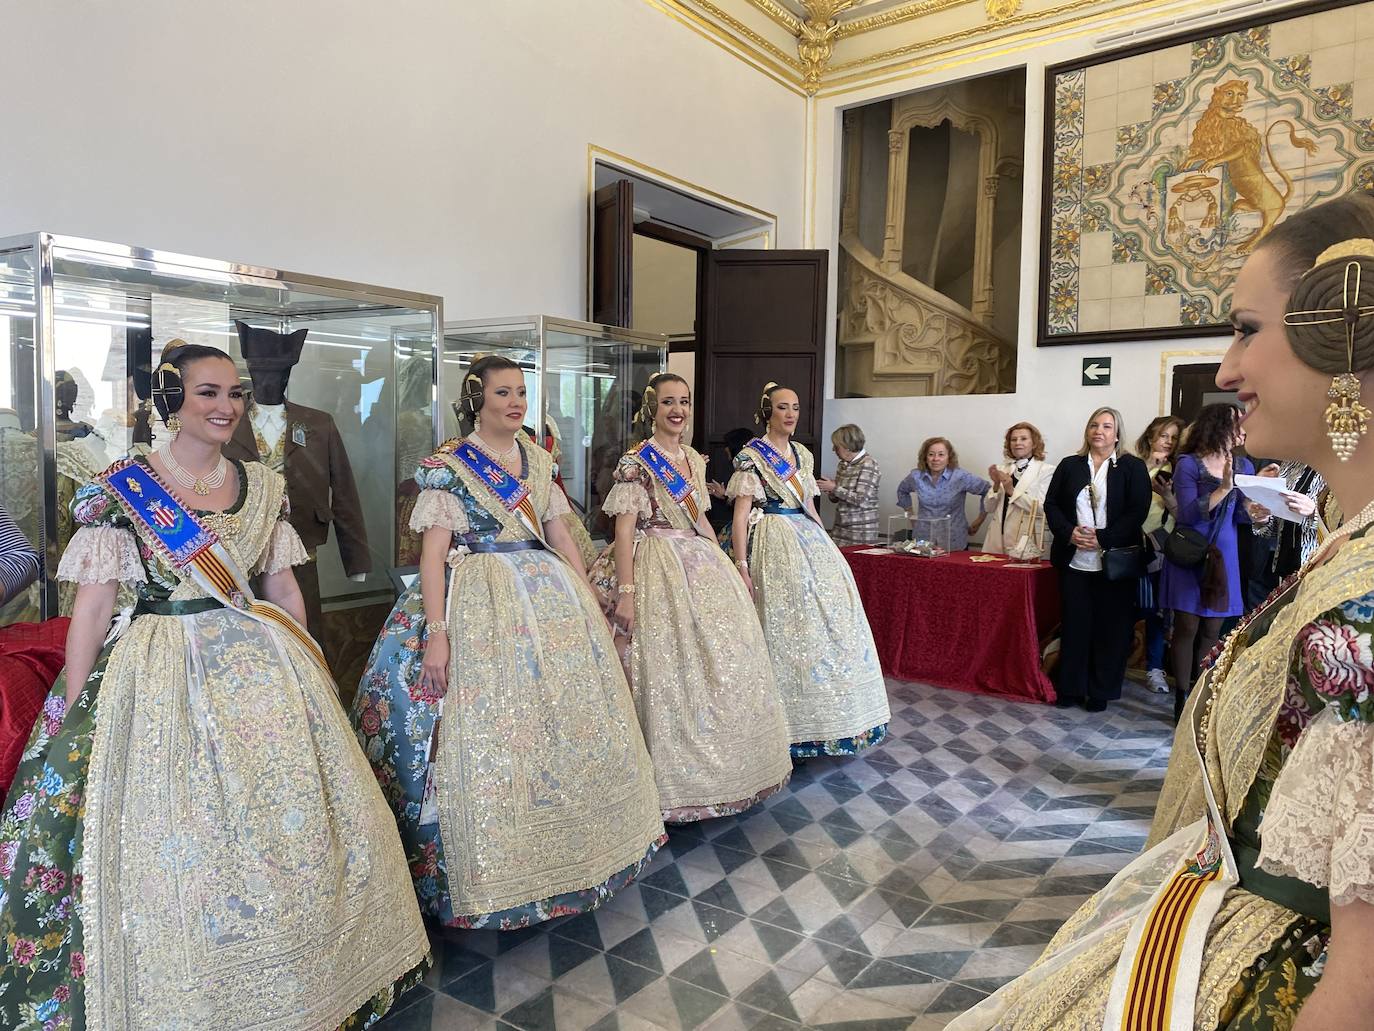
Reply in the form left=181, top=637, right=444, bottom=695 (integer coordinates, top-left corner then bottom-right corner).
left=689, top=0, right=804, bottom=68
left=798, top=1, right=860, bottom=92
left=746, top=0, right=804, bottom=33
left=833, top=0, right=976, bottom=39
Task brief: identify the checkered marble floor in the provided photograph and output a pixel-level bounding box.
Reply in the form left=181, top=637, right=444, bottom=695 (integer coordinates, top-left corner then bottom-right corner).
left=374, top=678, right=1174, bottom=1031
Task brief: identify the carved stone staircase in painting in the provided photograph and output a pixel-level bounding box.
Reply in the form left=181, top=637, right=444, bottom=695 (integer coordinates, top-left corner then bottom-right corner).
left=837, top=95, right=1017, bottom=397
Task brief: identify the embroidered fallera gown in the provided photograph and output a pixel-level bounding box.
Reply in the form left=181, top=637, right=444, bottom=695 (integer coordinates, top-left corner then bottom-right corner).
left=0, top=458, right=429, bottom=1031
left=589, top=443, right=792, bottom=822
left=351, top=437, right=665, bottom=929
left=728, top=439, right=890, bottom=756
left=951, top=526, right=1374, bottom=1030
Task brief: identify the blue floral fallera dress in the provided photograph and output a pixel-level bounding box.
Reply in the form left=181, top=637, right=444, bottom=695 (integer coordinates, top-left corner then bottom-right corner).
left=351, top=440, right=665, bottom=929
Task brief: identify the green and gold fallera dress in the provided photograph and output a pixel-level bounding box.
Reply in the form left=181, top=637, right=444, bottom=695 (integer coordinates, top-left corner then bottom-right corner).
left=951, top=526, right=1374, bottom=1030
left=0, top=458, right=429, bottom=1031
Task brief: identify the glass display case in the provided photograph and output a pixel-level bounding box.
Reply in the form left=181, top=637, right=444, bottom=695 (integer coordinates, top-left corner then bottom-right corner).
left=0, top=233, right=442, bottom=693
left=442, top=317, right=668, bottom=542
left=886, top=513, right=951, bottom=556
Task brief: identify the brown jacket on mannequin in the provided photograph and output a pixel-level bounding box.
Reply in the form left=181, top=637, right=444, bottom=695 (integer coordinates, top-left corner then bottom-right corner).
left=224, top=404, right=370, bottom=576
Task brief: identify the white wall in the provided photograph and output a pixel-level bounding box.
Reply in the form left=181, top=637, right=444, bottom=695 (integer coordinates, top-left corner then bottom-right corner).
left=0, top=0, right=804, bottom=320
left=812, top=22, right=1237, bottom=534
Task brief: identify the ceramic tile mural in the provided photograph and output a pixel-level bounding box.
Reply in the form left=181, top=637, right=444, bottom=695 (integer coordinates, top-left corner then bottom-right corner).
left=1041, top=0, right=1374, bottom=344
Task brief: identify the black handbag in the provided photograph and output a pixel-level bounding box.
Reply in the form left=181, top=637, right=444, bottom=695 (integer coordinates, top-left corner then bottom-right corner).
left=1163, top=494, right=1234, bottom=569
left=1102, top=544, right=1146, bottom=582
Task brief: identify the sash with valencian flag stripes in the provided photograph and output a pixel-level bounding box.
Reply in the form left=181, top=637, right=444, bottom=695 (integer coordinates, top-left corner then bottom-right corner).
left=634, top=440, right=701, bottom=526
left=100, top=458, right=328, bottom=672
left=451, top=440, right=546, bottom=543
left=1101, top=687, right=1235, bottom=1031
left=745, top=437, right=822, bottom=526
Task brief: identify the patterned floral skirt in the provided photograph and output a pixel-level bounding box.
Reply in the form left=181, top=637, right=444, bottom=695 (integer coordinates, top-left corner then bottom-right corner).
left=747, top=512, right=890, bottom=754
left=0, top=616, right=428, bottom=1031
left=588, top=528, right=792, bottom=822
left=351, top=548, right=665, bottom=929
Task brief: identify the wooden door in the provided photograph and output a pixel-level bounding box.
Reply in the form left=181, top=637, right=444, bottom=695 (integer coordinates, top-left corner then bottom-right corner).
left=592, top=180, right=634, bottom=327
left=696, top=249, right=829, bottom=457
left=1170, top=363, right=1234, bottom=421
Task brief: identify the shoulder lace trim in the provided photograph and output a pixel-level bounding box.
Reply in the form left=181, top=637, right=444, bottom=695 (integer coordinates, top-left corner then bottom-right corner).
left=603, top=481, right=651, bottom=520
left=56, top=524, right=145, bottom=585
left=410, top=489, right=469, bottom=535
left=727, top=469, right=765, bottom=502
left=1258, top=706, right=1374, bottom=908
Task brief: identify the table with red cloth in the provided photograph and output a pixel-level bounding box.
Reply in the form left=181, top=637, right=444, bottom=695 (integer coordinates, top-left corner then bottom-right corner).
left=0, top=618, right=69, bottom=800
left=843, top=547, right=1060, bottom=703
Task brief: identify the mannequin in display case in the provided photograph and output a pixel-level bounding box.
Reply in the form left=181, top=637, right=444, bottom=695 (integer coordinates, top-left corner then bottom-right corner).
left=223, top=321, right=370, bottom=641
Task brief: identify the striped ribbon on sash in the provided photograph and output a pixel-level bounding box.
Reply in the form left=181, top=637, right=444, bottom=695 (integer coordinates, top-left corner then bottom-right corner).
left=635, top=441, right=701, bottom=525
left=101, top=459, right=327, bottom=672
left=1102, top=683, right=1237, bottom=1031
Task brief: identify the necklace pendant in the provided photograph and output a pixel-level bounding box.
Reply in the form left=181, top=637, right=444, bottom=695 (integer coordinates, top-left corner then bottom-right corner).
left=193, top=480, right=211, bottom=496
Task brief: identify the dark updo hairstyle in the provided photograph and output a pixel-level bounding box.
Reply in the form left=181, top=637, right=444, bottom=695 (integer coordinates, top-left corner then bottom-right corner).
left=755, top=382, right=793, bottom=427
left=1256, top=189, right=1374, bottom=377
left=455, top=354, right=522, bottom=436
left=151, top=341, right=235, bottom=424
left=632, top=372, right=690, bottom=439
left=1180, top=403, right=1240, bottom=458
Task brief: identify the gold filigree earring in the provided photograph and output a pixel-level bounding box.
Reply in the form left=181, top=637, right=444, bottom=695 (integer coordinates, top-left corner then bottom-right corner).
left=167, top=413, right=182, bottom=436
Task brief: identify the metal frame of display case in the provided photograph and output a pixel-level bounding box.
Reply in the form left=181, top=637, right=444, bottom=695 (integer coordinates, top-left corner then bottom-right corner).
left=442, top=315, right=669, bottom=436
left=0, top=232, right=443, bottom=619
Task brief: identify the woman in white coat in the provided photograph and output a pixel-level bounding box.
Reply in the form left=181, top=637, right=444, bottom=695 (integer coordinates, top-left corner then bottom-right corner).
left=982, top=422, right=1055, bottom=558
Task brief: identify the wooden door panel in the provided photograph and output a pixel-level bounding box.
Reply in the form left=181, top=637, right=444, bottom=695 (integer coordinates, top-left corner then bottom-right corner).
left=592, top=180, right=634, bottom=328
left=697, top=249, right=828, bottom=455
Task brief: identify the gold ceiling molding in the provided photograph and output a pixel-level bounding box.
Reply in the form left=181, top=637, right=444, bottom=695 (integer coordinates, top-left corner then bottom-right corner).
left=746, top=0, right=804, bottom=33
left=832, top=0, right=977, bottom=39
left=637, top=0, right=807, bottom=92
left=798, top=1, right=860, bottom=92
left=688, top=0, right=804, bottom=68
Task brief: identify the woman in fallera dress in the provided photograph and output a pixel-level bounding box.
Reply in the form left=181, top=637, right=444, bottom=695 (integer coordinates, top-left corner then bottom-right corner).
left=951, top=191, right=1374, bottom=1030
left=351, top=355, right=664, bottom=930
left=0, top=343, right=428, bottom=1031
left=728, top=383, right=890, bottom=757
left=590, top=374, right=791, bottom=822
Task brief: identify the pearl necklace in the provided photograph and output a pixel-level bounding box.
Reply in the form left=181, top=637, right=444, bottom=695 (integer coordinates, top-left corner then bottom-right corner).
left=470, top=434, right=521, bottom=476
left=158, top=445, right=229, bottom=496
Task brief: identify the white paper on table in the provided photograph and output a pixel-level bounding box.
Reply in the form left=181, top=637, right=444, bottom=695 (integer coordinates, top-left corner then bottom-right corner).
left=1234, top=474, right=1306, bottom=523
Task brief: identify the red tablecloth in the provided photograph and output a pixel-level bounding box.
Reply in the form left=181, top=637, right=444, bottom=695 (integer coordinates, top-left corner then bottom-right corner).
left=843, top=547, right=1060, bottom=703
left=0, top=618, right=70, bottom=798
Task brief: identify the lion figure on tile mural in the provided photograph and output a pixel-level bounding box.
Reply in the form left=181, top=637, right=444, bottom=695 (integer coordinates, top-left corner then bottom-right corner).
left=1183, top=79, right=1318, bottom=250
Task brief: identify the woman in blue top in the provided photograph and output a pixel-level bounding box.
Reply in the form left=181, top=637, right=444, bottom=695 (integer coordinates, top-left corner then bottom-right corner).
left=1160, top=402, right=1269, bottom=718
left=895, top=437, right=992, bottom=551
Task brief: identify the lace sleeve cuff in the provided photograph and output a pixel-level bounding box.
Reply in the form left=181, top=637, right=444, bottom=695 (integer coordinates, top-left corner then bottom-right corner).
left=1258, top=707, right=1374, bottom=908
left=410, top=489, right=468, bottom=535
left=545, top=484, right=571, bottom=521
left=727, top=470, right=765, bottom=502
left=603, top=481, right=650, bottom=520
left=56, top=524, right=145, bottom=585
left=255, top=520, right=311, bottom=576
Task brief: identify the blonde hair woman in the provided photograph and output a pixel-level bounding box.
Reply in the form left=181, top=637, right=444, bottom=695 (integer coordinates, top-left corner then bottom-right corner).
left=982, top=422, right=1055, bottom=557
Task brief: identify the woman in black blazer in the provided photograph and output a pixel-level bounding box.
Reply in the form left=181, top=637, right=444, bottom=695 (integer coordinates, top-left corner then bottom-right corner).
left=1043, top=407, right=1152, bottom=711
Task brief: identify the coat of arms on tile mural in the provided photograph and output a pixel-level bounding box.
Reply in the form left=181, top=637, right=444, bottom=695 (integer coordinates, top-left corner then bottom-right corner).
left=1039, top=0, right=1374, bottom=345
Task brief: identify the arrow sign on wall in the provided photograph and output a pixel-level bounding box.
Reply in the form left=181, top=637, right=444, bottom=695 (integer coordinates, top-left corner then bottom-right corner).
left=1082, top=358, right=1112, bottom=386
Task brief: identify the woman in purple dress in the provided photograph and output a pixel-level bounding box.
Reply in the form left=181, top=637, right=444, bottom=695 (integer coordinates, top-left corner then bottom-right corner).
left=1160, top=403, right=1268, bottom=719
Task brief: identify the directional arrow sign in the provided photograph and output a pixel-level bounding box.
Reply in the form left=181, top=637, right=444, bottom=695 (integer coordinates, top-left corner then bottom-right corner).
left=1082, top=358, right=1112, bottom=386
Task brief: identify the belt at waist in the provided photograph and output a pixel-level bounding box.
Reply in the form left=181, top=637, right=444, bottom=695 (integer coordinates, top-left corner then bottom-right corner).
left=461, top=539, right=546, bottom=553
left=762, top=503, right=804, bottom=516
left=133, top=597, right=226, bottom=617
left=1234, top=839, right=1330, bottom=925
left=643, top=528, right=698, bottom=539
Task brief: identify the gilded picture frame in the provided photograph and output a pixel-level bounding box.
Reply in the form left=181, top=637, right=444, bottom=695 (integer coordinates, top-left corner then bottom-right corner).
left=1037, top=0, right=1374, bottom=346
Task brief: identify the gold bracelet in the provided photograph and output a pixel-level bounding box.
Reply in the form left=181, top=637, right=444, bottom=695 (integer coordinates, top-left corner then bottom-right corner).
left=617, top=583, right=636, bottom=595
left=425, top=618, right=448, bottom=635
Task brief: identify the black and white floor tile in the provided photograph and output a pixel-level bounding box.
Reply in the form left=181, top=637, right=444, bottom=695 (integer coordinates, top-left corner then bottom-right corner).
left=375, top=679, right=1174, bottom=1031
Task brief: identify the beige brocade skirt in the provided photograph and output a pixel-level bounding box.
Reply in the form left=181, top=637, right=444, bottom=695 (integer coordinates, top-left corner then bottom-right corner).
left=81, top=608, right=428, bottom=1031
left=620, top=528, right=792, bottom=815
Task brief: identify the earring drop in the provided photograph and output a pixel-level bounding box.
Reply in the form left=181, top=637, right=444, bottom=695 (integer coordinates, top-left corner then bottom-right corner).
left=168, top=413, right=182, bottom=437
left=1326, top=372, right=1371, bottom=461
